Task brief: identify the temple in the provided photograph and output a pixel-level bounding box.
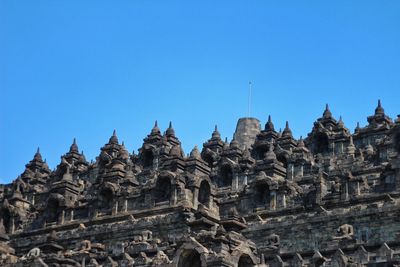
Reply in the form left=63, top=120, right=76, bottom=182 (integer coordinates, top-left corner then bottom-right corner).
left=1, top=101, right=400, bottom=266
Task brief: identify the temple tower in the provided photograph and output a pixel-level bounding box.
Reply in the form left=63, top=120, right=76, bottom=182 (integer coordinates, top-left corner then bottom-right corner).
left=233, top=117, right=261, bottom=149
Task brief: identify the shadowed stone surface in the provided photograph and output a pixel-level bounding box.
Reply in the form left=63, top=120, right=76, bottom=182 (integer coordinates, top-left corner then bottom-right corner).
left=1, top=102, right=400, bottom=266
left=234, top=117, right=261, bottom=150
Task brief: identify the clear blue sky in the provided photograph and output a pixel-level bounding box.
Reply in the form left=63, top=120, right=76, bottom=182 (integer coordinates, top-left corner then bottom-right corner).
left=1, top=1, right=399, bottom=183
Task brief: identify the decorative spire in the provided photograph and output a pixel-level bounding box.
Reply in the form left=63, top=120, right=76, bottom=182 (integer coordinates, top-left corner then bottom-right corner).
left=109, top=129, right=119, bottom=144
left=212, top=125, right=221, bottom=139
left=355, top=122, right=360, bottom=133
left=81, top=151, right=86, bottom=161
left=165, top=121, right=175, bottom=136
left=69, top=138, right=79, bottom=152
left=323, top=104, right=332, bottom=119
left=347, top=136, right=355, bottom=154
left=298, top=136, right=305, bottom=148
left=265, top=115, right=275, bottom=131
left=223, top=137, right=229, bottom=149
left=375, top=99, right=385, bottom=115
left=230, top=137, right=240, bottom=149
left=33, top=147, right=43, bottom=161
left=62, top=165, right=73, bottom=181
left=338, top=116, right=344, bottom=128
left=365, top=143, right=374, bottom=155
left=189, top=146, right=201, bottom=159
left=151, top=120, right=161, bottom=135
left=282, top=121, right=293, bottom=137
left=169, top=144, right=183, bottom=157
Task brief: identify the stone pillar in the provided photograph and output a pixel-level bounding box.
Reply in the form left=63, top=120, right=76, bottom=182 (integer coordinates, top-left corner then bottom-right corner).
left=270, top=191, right=277, bottom=210
left=145, top=193, right=152, bottom=207
left=10, top=218, right=14, bottom=234
left=288, top=164, right=294, bottom=180
left=208, top=195, right=213, bottom=210
left=60, top=210, right=65, bottom=224
left=171, top=187, right=177, bottom=206
left=233, top=173, right=239, bottom=191
left=282, top=194, right=287, bottom=208
left=124, top=199, right=128, bottom=212
left=154, top=151, right=159, bottom=170
left=112, top=201, right=118, bottom=215
left=243, top=173, right=248, bottom=186
left=192, top=187, right=199, bottom=209
left=341, top=182, right=349, bottom=201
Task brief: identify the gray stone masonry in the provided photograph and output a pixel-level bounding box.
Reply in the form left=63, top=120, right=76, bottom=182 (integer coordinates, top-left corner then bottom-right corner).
left=1, top=102, right=400, bottom=266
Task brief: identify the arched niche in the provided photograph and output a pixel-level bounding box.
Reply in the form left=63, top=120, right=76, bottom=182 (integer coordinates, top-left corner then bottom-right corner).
left=304, top=190, right=316, bottom=209
left=395, top=132, right=400, bottom=153
left=238, top=254, right=255, bottom=267
left=255, top=147, right=268, bottom=160
left=47, top=198, right=61, bottom=224
left=276, top=154, right=288, bottom=168
left=254, top=183, right=270, bottom=208
left=143, top=150, right=154, bottom=168
left=154, top=177, right=172, bottom=204
left=314, top=133, right=329, bottom=154
left=99, top=187, right=113, bottom=212
left=198, top=181, right=211, bottom=207
left=202, top=153, right=214, bottom=168
left=178, top=249, right=201, bottom=267
left=219, top=165, right=233, bottom=188
left=1, top=208, right=11, bottom=233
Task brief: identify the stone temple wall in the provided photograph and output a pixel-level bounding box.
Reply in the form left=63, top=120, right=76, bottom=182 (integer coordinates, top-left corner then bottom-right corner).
left=1, top=101, right=400, bottom=266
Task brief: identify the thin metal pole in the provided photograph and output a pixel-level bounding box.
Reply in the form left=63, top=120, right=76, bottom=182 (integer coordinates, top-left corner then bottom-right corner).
left=248, top=81, right=252, bottom=117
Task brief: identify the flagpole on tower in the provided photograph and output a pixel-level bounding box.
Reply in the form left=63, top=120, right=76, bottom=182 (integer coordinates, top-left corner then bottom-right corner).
left=248, top=81, right=252, bottom=118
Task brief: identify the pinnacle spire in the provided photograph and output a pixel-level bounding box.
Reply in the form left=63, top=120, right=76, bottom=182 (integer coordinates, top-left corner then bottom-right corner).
left=34, top=147, right=43, bottom=161
left=265, top=115, right=275, bottom=131
left=70, top=138, right=79, bottom=152
left=151, top=120, right=161, bottom=135
left=298, top=136, right=305, bottom=148
left=282, top=121, right=292, bottom=137
left=212, top=125, right=221, bottom=139
left=355, top=121, right=360, bottom=133
left=375, top=99, right=385, bottom=115
left=166, top=121, right=175, bottom=136
left=109, top=130, right=119, bottom=144
left=347, top=136, right=355, bottom=154
left=230, top=136, right=239, bottom=149
left=190, top=145, right=201, bottom=159
left=338, top=116, right=344, bottom=127
left=323, top=104, right=332, bottom=118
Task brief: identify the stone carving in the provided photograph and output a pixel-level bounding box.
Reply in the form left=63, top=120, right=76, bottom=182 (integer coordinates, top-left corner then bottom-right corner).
left=265, top=233, right=280, bottom=250
left=334, top=224, right=354, bottom=240
left=20, top=247, right=41, bottom=260
left=0, top=102, right=399, bottom=266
